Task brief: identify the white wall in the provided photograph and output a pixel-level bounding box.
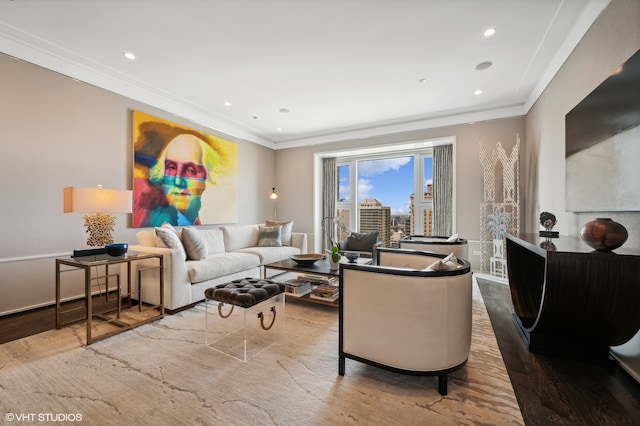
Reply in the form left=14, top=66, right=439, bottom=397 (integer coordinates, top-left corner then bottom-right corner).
left=0, top=53, right=276, bottom=315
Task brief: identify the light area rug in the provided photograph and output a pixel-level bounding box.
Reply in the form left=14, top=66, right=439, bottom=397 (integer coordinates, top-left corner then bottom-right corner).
left=0, top=279, right=523, bottom=425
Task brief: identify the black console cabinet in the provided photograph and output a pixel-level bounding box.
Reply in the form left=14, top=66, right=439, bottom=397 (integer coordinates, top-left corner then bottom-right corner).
left=505, top=233, right=640, bottom=361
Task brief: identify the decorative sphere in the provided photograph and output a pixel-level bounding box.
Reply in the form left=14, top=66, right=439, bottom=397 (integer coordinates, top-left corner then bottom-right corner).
left=580, top=218, right=627, bottom=251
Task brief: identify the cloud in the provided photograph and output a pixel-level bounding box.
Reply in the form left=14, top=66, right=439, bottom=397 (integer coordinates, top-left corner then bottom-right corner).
left=391, top=197, right=412, bottom=215
left=338, top=183, right=350, bottom=201
left=358, top=157, right=412, bottom=178
left=357, top=178, right=373, bottom=201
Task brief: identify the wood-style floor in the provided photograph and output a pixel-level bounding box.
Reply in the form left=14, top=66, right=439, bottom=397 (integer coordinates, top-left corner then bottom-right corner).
left=2, top=281, right=640, bottom=425
left=477, top=277, right=640, bottom=426
left=0, top=293, right=122, bottom=344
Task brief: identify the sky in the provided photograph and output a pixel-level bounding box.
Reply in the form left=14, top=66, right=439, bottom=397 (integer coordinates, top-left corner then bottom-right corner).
left=339, top=156, right=432, bottom=215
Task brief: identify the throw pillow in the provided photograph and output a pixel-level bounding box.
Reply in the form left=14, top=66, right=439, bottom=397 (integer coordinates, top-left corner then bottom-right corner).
left=154, top=225, right=187, bottom=260
left=181, top=226, right=208, bottom=260
left=258, top=225, right=283, bottom=247
left=265, top=220, right=294, bottom=246
left=446, top=233, right=460, bottom=242
left=426, top=252, right=459, bottom=271
left=136, top=230, right=157, bottom=247
left=346, top=232, right=379, bottom=252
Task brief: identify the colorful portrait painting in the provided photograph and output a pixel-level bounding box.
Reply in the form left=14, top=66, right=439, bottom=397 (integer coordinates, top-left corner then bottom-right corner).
left=132, top=111, right=238, bottom=228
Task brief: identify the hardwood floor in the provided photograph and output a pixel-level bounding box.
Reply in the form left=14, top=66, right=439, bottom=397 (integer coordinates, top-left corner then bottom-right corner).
left=477, top=277, right=640, bottom=426
left=0, top=293, right=122, bottom=344
left=2, top=280, right=640, bottom=425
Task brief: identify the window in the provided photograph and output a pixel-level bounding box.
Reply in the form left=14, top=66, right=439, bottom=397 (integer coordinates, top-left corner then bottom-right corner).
left=314, top=137, right=455, bottom=254
left=338, top=164, right=350, bottom=202
left=337, top=151, right=432, bottom=247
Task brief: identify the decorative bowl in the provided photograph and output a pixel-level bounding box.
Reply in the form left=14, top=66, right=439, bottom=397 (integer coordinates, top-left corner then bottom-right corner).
left=105, top=243, right=128, bottom=256
left=345, top=252, right=360, bottom=263
left=290, top=253, right=324, bottom=266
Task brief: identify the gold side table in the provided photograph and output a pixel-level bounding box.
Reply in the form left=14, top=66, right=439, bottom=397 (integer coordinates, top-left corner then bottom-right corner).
left=55, top=251, right=163, bottom=345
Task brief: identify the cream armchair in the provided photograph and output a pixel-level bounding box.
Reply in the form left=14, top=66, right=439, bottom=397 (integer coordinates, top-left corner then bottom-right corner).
left=398, top=234, right=469, bottom=260
left=338, top=248, right=472, bottom=395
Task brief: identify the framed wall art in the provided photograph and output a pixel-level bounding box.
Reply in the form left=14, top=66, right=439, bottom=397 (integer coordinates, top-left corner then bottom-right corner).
left=132, top=110, right=238, bottom=227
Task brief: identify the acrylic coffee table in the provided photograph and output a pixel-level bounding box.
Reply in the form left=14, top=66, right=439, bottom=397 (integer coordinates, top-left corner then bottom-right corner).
left=263, top=256, right=372, bottom=307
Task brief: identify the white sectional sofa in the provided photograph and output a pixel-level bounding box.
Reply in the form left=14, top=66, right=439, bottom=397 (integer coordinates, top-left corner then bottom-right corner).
left=129, top=223, right=307, bottom=312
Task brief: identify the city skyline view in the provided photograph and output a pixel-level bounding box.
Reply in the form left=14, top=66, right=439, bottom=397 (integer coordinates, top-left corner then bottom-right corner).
left=339, top=156, right=433, bottom=215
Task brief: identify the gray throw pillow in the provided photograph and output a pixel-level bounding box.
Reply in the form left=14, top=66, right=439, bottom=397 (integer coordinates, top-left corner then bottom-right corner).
left=265, top=220, right=294, bottom=246
left=181, top=226, right=208, bottom=260
left=258, top=225, right=283, bottom=247
left=346, top=232, right=379, bottom=252
left=154, top=225, right=187, bottom=260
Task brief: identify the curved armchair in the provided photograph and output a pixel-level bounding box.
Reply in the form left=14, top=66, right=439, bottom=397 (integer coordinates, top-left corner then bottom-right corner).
left=399, top=235, right=469, bottom=260
left=338, top=248, right=472, bottom=395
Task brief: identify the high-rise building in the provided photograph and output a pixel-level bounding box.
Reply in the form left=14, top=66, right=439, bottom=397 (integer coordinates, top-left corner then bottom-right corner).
left=358, top=198, right=391, bottom=248
left=409, top=184, right=434, bottom=235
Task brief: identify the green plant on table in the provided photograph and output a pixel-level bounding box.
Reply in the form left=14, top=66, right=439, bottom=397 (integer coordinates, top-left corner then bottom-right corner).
left=330, top=245, right=341, bottom=263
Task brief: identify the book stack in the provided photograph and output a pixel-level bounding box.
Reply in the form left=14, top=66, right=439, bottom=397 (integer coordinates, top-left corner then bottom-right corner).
left=297, top=274, right=338, bottom=286
left=283, top=279, right=311, bottom=297
left=310, top=284, right=339, bottom=302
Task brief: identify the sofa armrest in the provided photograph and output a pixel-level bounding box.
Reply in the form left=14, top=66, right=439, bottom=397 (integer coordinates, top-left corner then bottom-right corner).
left=129, top=244, right=192, bottom=311
left=290, top=232, right=307, bottom=253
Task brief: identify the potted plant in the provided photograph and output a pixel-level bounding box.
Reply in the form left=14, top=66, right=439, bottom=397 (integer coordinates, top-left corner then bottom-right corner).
left=329, top=244, right=341, bottom=270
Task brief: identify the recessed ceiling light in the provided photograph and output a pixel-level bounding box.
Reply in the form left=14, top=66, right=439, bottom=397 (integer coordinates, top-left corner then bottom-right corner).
left=277, top=128, right=283, bottom=132
left=418, top=78, right=427, bottom=84
left=484, top=27, right=497, bottom=37
left=474, top=89, right=483, bottom=95
left=123, top=51, right=136, bottom=60
left=224, top=101, right=231, bottom=107
left=475, top=61, right=492, bottom=70
left=279, top=108, right=290, bottom=113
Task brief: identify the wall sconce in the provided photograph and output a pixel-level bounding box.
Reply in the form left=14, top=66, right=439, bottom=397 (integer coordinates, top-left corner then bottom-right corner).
left=269, top=187, right=278, bottom=220
left=63, top=185, right=133, bottom=247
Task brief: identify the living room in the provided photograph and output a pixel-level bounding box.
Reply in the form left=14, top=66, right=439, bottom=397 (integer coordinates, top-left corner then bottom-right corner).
left=1, top=0, right=640, bottom=424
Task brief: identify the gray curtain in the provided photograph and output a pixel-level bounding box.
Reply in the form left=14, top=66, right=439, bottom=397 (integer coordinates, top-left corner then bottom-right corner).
left=433, top=145, right=453, bottom=236
left=322, top=157, right=337, bottom=250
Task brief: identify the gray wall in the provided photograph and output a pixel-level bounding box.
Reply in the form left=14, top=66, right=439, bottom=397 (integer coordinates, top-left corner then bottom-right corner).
left=0, top=53, right=276, bottom=314
left=274, top=118, right=525, bottom=243
left=526, top=0, right=640, bottom=252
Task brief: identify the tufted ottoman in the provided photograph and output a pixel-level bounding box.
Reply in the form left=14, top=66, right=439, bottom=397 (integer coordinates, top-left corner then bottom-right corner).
left=204, top=278, right=285, bottom=361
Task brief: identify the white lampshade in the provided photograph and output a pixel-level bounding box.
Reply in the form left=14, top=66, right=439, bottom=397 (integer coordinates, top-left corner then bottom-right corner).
left=63, top=186, right=133, bottom=213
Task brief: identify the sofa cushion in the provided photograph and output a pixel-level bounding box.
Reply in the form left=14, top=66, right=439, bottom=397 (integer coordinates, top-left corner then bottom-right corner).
left=181, top=226, right=208, bottom=260
left=446, top=233, right=460, bottom=242
left=235, top=246, right=301, bottom=265
left=154, top=224, right=187, bottom=260
left=186, top=253, right=261, bottom=284
left=344, top=232, right=379, bottom=252
left=258, top=225, right=283, bottom=247
left=265, top=220, right=294, bottom=246
left=136, top=230, right=157, bottom=247
left=426, top=253, right=459, bottom=271
left=221, top=224, right=259, bottom=252
left=200, top=229, right=226, bottom=255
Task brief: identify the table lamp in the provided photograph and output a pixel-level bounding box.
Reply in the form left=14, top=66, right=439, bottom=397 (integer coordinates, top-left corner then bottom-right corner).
left=63, top=185, right=133, bottom=247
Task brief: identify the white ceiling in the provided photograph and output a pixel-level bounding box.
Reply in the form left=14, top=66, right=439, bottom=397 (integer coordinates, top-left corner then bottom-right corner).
left=0, top=0, right=610, bottom=149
